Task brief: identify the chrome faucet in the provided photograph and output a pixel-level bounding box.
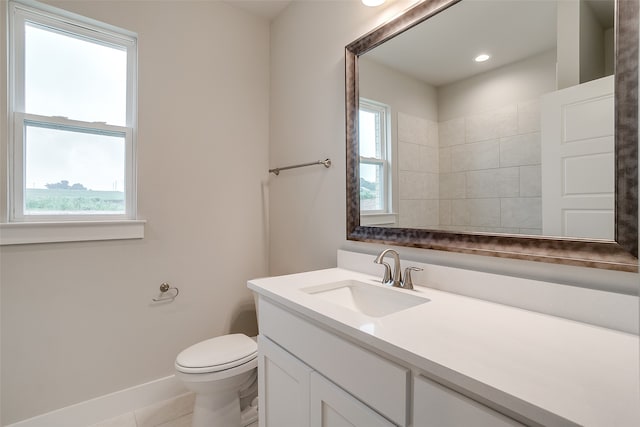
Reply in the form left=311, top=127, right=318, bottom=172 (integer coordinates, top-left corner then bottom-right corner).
left=374, top=248, right=402, bottom=287
left=373, top=249, right=423, bottom=290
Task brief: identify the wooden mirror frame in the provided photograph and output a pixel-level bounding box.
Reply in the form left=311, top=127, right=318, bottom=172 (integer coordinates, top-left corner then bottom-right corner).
left=345, top=0, right=638, bottom=272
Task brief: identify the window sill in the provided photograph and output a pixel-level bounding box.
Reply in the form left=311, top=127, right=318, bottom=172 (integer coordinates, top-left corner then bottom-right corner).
left=360, top=213, right=397, bottom=226
left=0, top=220, right=145, bottom=245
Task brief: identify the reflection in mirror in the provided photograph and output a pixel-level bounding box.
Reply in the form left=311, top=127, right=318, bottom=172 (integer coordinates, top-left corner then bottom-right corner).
left=346, top=0, right=638, bottom=271
left=358, top=0, right=616, bottom=240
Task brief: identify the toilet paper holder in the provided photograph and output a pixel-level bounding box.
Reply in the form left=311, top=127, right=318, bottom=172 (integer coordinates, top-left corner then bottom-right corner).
left=152, top=282, right=179, bottom=302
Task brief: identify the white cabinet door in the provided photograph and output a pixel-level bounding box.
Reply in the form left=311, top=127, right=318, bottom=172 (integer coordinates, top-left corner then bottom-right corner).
left=260, top=298, right=408, bottom=426
left=258, top=335, right=313, bottom=427
left=310, top=372, right=395, bottom=427
left=413, top=376, right=524, bottom=427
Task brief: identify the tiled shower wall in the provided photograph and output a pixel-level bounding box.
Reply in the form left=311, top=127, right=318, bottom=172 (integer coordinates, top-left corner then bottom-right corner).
left=397, top=112, right=440, bottom=228
left=438, top=100, right=542, bottom=234
left=396, top=100, right=542, bottom=234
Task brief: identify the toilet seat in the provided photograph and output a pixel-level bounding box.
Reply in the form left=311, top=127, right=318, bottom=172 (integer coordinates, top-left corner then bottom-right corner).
left=175, top=333, right=258, bottom=374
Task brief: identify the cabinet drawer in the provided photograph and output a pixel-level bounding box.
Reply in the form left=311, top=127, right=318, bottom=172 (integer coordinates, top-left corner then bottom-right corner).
left=260, top=298, right=409, bottom=426
left=413, top=375, right=525, bottom=427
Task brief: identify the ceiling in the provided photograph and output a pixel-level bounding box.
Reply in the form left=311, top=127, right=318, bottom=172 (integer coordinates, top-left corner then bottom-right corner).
left=363, top=0, right=614, bottom=87
left=224, top=0, right=293, bottom=21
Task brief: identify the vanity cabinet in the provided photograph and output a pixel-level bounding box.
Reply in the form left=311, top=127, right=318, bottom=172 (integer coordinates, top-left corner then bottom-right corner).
left=258, top=335, right=393, bottom=427
left=258, top=298, right=408, bottom=426
left=257, top=297, right=525, bottom=427
left=250, top=268, right=640, bottom=427
left=413, top=375, right=524, bottom=426
left=310, top=372, right=395, bottom=427
left=258, top=335, right=312, bottom=426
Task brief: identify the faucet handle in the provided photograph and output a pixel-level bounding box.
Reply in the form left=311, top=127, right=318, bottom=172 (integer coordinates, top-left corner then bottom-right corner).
left=402, top=266, right=423, bottom=290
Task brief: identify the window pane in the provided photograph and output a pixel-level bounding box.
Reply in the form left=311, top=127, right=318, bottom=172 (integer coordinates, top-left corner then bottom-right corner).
left=24, top=123, right=125, bottom=215
left=359, top=110, right=381, bottom=158
left=360, top=162, right=384, bottom=211
left=25, top=23, right=127, bottom=126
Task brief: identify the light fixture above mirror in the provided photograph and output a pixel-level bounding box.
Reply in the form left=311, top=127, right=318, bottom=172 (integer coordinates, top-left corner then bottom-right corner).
left=362, top=0, right=386, bottom=7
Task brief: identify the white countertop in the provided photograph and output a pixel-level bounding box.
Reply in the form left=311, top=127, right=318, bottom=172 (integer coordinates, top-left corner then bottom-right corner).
left=248, top=267, right=640, bottom=427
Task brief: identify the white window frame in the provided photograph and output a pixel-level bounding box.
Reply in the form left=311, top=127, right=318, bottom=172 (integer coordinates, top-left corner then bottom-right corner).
left=1, top=0, right=143, bottom=245
left=359, top=98, right=392, bottom=215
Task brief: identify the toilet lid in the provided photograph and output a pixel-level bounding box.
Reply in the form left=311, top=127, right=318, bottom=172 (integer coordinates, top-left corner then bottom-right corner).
left=176, top=334, right=257, bottom=374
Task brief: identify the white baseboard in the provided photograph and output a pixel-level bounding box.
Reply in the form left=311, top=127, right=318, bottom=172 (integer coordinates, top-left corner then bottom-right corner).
left=5, top=375, right=188, bottom=427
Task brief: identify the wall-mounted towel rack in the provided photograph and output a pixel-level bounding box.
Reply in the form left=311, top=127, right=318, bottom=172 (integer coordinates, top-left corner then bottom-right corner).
left=269, top=158, right=331, bottom=176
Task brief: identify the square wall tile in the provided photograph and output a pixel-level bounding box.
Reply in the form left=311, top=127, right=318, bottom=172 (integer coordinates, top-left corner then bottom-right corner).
left=466, top=111, right=495, bottom=143
left=451, top=199, right=470, bottom=226
left=399, top=142, right=420, bottom=171
left=426, top=121, right=439, bottom=148
left=495, top=105, right=519, bottom=138
left=518, top=99, right=541, bottom=133
left=466, top=106, right=517, bottom=143
left=439, top=199, right=452, bottom=225
left=500, top=133, right=541, bottom=167
left=419, top=145, right=439, bottom=173
left=398, top=112, right=429, bottom=145
left=440, top=172, right=466, bottom=199
left=439, top=117, right=465, bottom=147
left=399, top=171, right=439, bottom=199
left=399, top=199, right=439, bottom=228
left=466, top=167, right=519, bottom=198
left=520, top=165, right=541, bottom=197
left=424, top=173, right=439, bottom=199
left=399, top=171, right=422, bottom=199
left=500, top=198, right=542, bottom=228
left=439, top=147, right=452, bottom=173
left=466, top=198, right=501, bottom=227
left=451, top=140, right=500, bottom=172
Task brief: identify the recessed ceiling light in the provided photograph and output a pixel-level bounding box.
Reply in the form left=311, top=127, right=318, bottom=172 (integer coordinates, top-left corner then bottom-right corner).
left=362, top=0, right=385, bottom=7
left=475, top=54, right=490, bottom=63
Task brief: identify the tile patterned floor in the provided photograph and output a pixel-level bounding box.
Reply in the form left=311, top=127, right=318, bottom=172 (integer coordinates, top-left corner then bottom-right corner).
left=88, top=392, right=257, bottom=427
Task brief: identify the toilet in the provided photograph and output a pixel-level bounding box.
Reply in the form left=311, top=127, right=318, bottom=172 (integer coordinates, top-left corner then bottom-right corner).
left=175, top=333, right=259, bottom=427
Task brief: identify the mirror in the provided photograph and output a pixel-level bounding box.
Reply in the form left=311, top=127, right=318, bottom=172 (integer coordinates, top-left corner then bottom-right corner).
left=346, top=0, right=638, bottom=271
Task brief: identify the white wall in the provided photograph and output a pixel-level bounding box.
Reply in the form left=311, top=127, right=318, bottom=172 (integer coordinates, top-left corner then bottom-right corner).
left=359, top=56, right=438, bottom=121
left=1, top=0, right=638, bottom=423
left=579, top=0, right=606, bottom=83
left=0, top=1, right=270, bottom=424
left=435, top=52, right=556, bottom=235
left=557, top=0, right=581, bottom=89
left=437, top=49, right=557, bottom=122
left=359, top=57, right=439, bottom=228
left=269, top=1, right=638, bottom=294
left=268, top=0, right=419, bottom=275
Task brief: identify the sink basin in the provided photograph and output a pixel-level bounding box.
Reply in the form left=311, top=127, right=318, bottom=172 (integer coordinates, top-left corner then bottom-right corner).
left=302, top=280, right=429, bottom=318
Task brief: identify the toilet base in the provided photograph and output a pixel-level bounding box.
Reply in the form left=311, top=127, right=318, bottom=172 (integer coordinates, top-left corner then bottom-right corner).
left=241, top=397, right=259, bottom=426
left=192, top=390, right=241, bottom=427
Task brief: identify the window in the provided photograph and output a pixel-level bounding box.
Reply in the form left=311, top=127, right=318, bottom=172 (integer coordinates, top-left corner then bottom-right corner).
left=8, top=1, right=137, bottom=222
left=359, top=98, right=391, bottom=213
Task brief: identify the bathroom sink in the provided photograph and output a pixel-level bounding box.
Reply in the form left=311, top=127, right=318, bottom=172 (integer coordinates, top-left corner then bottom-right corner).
left=301, top=280, right=429, bottom=318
